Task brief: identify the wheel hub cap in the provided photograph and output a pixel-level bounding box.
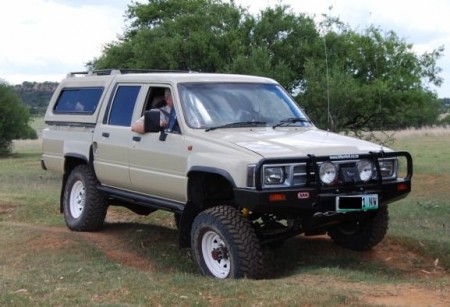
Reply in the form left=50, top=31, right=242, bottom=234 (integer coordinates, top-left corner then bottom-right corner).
left=70, top=181, right=85, bottom=219
left=202, top=230, right=231, bottom=278
left=211, top=246, right=228, bottom=261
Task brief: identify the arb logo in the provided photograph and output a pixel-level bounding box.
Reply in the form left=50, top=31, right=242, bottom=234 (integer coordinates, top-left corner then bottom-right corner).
left=297, top=192, right=310, bottom=199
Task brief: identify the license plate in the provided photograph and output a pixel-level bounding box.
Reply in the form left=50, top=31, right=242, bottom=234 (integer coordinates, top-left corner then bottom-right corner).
left=336, top=194, right=379, bottom=212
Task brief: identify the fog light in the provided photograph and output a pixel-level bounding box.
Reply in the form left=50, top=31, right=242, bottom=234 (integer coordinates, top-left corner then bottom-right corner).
left=357, top=159, right=373, bottom=182
left=319, top=162, right=337, bottom=185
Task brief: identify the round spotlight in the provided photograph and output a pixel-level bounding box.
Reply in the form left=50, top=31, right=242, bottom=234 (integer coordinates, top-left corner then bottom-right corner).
left=319, top=162, right=337, bottom=185
left=357, top=159, right=373, bottom=182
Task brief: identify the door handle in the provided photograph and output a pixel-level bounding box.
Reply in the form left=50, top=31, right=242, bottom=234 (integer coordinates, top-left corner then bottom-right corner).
left=102, top=132, right=110, bottom=138
left=132, top=136, right=141, bottom=142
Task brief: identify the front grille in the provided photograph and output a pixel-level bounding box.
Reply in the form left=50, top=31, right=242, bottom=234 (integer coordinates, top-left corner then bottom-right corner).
left=337, top=162, right=360, bottom=183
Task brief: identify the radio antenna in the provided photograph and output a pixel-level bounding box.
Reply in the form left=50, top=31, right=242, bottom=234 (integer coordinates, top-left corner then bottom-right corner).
left=323, top=35, right=331, bottom=132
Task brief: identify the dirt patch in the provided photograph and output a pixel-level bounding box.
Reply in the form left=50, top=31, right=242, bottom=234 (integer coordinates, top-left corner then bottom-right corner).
left=413, top=174, right=450, bottom=198
left=27, top=232, right=72, bottom=252
left=2, top=220, right=155, bottom=271
left=0, top=204, right=17, bottom=215
left=363, top=239, right=446, bottom=278
left=80, top=229, right=154, bottom=271
left=362, top=285, right=450, bottom=307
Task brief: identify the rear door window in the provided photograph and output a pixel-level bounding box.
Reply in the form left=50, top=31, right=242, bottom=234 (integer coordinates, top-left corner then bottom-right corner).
left=108, top=85, right=141, bottom=126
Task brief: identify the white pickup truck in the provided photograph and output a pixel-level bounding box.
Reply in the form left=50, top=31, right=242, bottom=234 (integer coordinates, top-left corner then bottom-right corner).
left=41, top=69, right=413, bottom=279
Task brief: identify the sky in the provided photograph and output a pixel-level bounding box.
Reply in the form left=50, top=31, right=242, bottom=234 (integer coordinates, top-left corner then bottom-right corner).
left=0, top=0, right=449, bottom=98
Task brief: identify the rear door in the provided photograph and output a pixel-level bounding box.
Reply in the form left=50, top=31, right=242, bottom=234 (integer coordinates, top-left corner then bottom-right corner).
left=93, top=83, right=144, bottom=190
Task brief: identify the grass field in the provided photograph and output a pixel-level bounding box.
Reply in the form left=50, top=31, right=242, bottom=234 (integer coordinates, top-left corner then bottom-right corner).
left=0, top=125, right=449, bottom=306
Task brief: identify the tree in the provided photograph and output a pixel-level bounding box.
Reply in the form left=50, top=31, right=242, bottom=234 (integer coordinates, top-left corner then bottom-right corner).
left=91, top=0, right=249, bottom=72
left=0, top=84, right=37, bottom=155
left=298, top=20, right=443, bottom=134
left=89, top=0, right=444, bottom=133
left=226, top=5, right=319, bottom=91
left=90, top=1, right=319, bottom=91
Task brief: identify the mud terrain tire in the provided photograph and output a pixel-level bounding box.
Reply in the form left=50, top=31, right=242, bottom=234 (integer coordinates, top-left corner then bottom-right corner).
left=63, top=165, right=108, bottom=231
left=328, top=206, right=389, bottom=251
left=191, top=206, right=263, bottom=279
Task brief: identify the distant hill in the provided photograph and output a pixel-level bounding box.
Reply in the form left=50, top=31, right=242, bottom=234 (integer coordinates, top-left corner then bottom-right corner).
left=13, top=81, right=58, bottom=115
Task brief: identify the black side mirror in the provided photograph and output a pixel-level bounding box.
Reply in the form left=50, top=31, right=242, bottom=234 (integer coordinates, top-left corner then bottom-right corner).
left=144, top=110, right=162, bottom=133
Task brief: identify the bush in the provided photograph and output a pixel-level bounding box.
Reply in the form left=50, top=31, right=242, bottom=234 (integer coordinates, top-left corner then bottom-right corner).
left=0, top=84, right=38, bottom=155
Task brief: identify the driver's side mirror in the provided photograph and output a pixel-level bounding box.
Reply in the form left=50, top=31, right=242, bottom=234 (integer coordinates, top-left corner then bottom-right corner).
left=143, top=110, right=162, bottom=133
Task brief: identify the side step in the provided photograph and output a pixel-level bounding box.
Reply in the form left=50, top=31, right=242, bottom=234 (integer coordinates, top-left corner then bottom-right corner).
left=97, top=186, right=185, bottom=215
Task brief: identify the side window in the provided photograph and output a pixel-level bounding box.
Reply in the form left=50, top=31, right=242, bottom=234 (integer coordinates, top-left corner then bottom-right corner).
left=108, top=85, right=141, bottom=126
left=54, top=87, right=103, bottom=114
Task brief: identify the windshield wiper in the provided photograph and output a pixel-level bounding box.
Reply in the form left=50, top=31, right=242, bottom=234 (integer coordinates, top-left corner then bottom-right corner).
left=272, top=117, right=311, bottom=129
left=205, top=121, right=267, bottom=132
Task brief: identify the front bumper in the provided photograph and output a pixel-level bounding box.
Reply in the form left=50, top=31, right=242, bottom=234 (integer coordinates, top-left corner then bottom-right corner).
left=234, top=151, right=413, bottom=214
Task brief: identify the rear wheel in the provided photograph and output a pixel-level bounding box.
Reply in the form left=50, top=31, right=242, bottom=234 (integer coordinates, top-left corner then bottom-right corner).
left=191, top=206, right=263, bottom=279
left=328, top=206, right=389, bottom=251
left=63, top=165, right=107, bottom=231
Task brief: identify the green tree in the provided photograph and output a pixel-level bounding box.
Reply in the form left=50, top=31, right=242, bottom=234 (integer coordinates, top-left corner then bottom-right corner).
left=90, top=0, right=444, bottom=132
left=226, top=5, right=318, bottom=91
left=90, top=1, right=319, bottom=91
left=0, top=84, right=37, bottom=155
left=298, top=20, right=443, bottom=133
left=92, top=0, right=248, bottom=72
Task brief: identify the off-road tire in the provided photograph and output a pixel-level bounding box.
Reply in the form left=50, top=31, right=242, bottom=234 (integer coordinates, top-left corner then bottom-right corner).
left=191, top=206, right=263, bottom=279
left=63, top=165, right=108, bottom=231
left=328, top=206, right=389, bottom=251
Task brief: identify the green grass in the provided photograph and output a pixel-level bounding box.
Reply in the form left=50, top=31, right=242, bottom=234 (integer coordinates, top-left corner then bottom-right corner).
left=388, top=131, right=450, bottom=269
left=0, top=141, right=61, bottom=226
left=0, top=130, right=449, bottom=306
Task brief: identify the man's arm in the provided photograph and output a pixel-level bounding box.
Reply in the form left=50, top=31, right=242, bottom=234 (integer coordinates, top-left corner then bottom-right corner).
left=131, top=116, right=145, bottom=134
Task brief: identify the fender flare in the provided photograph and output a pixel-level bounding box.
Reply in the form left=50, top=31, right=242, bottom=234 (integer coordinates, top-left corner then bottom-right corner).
left=179, top=166, right=237, bottom=248
left=187, top=166, right=236, bottom=188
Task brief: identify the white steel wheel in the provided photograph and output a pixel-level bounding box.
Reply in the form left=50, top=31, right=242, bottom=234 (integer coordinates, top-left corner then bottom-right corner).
left=201, top=230, right=231, bottom=279
left=191, top=206, right=263, bottom=279
left=69, top=181, right=85, bottom=219
left=63, top=165, right=108, bottom=231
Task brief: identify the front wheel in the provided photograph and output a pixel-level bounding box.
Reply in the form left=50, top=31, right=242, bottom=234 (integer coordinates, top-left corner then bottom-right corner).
left=328, top=206, right=389, bottom=251
left=191, top=206, right=263, bottom=279
left=63, top=165, right=107, bottom=231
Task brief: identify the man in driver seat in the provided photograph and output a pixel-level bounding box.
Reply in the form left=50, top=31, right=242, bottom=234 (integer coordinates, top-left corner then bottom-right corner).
left=132, top=88, right=180, bottom=134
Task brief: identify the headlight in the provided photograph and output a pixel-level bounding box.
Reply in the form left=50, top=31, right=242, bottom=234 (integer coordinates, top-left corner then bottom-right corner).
left=264, top=167, right=285, bottom=185
left=319, top=162, right=337, bottom=185
left=357, top=159, right=373, bottom=182
left=379, top=159, right=397, bottom=179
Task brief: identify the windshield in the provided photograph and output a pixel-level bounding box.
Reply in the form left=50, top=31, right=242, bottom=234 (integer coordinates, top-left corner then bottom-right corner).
left=178, top=83, right=312, bottom=129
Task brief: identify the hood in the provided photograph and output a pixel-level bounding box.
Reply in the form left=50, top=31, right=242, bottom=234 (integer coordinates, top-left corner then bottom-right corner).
left=212, top=127, right=388, bottom=158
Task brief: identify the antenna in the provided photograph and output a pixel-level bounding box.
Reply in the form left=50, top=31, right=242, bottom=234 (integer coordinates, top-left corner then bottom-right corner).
left=323, top=36, right=331, bottom=132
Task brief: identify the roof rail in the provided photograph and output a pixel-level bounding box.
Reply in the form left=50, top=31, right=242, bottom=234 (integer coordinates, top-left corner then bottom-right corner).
left=66, top=68, right=194, bottom=78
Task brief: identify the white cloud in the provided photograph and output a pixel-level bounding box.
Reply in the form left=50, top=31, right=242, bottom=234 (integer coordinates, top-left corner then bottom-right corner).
left=0, top=0, right=127, bottom=83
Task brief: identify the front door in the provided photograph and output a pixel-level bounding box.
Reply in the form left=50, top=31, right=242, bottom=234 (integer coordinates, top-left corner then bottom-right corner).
left=128, top=86, right=188, bottom=202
